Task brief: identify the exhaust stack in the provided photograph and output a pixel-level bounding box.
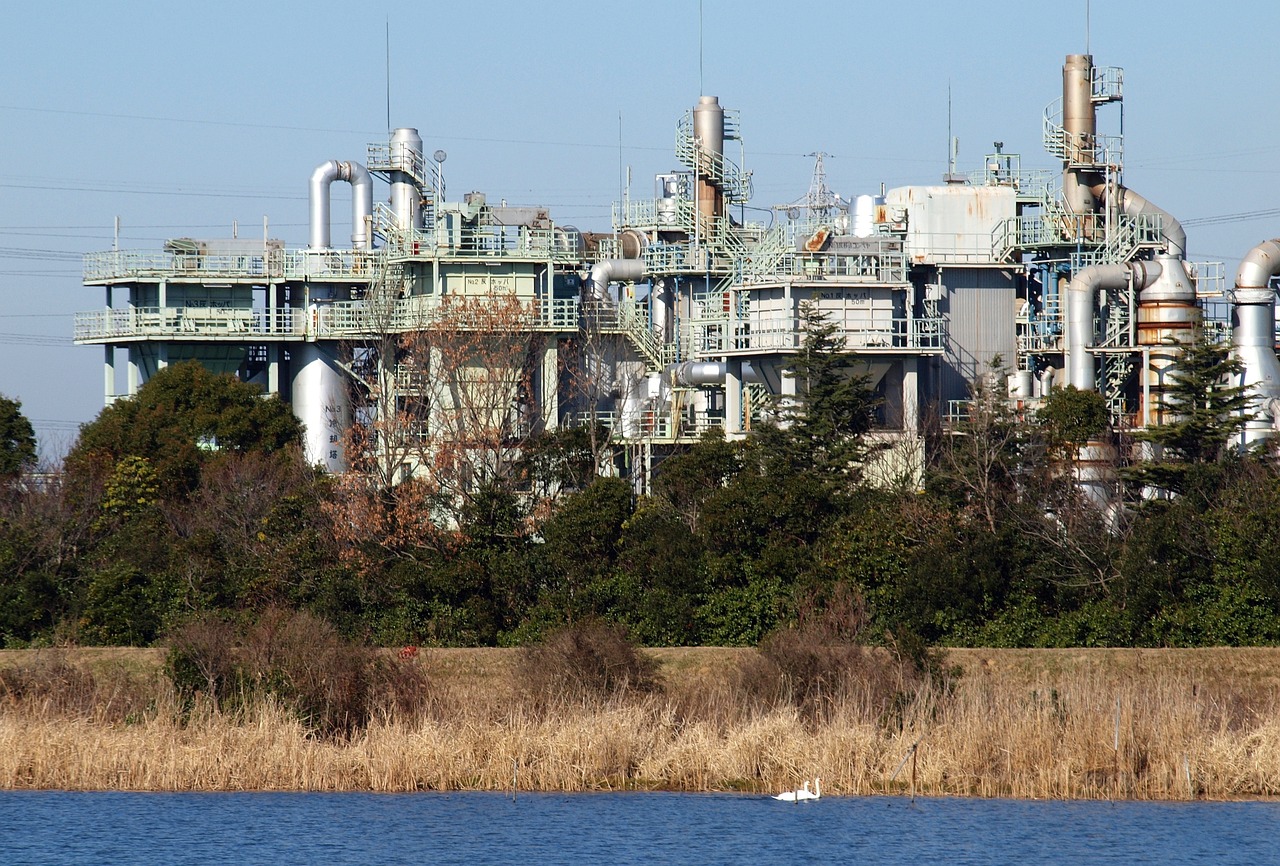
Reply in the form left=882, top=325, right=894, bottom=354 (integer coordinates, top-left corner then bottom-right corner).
left=693, top=96, right=726, bottom=221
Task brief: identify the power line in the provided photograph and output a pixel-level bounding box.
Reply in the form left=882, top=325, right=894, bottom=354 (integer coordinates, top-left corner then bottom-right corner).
left=0, top=332, right=70, bottom=346
left=1182, top=207, right=1280, bottom=228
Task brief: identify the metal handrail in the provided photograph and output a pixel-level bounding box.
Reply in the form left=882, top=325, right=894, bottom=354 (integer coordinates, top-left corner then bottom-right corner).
left=73, top=306, right=304, bottom=342
left=675, top=111, right=752, bottom=203
left=84, top=249, right=287, bottom=282
left=1042, top=97, right=1125, bottom=168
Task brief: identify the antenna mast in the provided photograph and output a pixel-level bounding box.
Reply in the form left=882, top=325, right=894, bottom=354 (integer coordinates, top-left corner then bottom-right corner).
left=699, top=0, right=704, bottom=93
left=385, top=19, right=391, bottom=133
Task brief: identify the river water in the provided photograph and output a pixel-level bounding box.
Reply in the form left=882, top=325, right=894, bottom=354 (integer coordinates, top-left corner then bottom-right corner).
left=0, top=790, right=1273, bottom=864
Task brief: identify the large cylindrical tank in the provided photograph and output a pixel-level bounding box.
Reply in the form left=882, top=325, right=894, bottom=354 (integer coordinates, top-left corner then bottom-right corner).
left=1136, top=255, right=1200, bottom=427
left=1075, top=439, right=1120, bottom=526
left=292, top=342, right=349, bottom=472
left=851, top=195, right=872, bottom=238
left=390, top=127, right=425, bottom=232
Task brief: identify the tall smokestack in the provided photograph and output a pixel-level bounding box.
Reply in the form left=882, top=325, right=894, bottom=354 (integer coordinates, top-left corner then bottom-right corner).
left=693, top=96, right=725, bottom=222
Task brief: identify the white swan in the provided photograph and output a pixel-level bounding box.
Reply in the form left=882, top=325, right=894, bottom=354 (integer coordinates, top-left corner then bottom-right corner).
left=773, top=777, right=821, bottom=801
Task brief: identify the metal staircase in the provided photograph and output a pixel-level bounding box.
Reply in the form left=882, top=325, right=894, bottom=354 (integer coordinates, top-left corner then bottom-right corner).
left=1042, top=65, right=1124, bottom=169
left=675, top=111, right=752, bottom=204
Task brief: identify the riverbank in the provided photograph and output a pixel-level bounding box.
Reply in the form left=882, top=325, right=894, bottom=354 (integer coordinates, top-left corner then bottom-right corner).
left=1, top=647, right=1277, bottom=799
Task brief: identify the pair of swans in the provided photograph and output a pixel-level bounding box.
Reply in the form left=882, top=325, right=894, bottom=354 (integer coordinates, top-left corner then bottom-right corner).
left=772, top=777, right=821, bottom=801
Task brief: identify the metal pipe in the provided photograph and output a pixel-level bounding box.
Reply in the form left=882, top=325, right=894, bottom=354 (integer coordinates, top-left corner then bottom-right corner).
left=309, top=160, right=373, bottom=250
left=586, top=258, right=646, bottom=302
left=673, top=360, right=726, bottom=387
left=652, top=277, right=674, bottom=341
left=1066, top=260, right=1162, bottom=390
left=1231, top=239, right=1280, bottom=444
left=1093, top=183, right=1186, bottom=259
left=669, top=359, right=762, bottom=388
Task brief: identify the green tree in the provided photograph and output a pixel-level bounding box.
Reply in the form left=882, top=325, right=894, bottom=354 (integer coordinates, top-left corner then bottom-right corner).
left=1038, top=385, right=1109, bottom=451
left=778, top=302, right=881, bottom=483
left=651, top=429, right=741, bottom=531
left=533, top=477, right=634, bottom=626
left=927, top=358, right=1029, bottom=533
left=0, top=395, right=36, bottom=478
left=68, top=361, right=303, bottom=499
left=1128, top=337, right=1249, bottom=499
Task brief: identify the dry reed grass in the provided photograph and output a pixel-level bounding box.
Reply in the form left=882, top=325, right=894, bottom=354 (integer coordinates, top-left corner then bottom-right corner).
left=1, top=647, right=1278, bottom=799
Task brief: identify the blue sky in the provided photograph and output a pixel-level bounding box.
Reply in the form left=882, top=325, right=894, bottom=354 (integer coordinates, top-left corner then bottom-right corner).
left=1, top=1, right=1276, bottom=457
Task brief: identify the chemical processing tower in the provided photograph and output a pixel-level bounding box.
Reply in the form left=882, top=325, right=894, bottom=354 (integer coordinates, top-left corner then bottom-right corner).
left=78, top=52, right=1280, bottom=495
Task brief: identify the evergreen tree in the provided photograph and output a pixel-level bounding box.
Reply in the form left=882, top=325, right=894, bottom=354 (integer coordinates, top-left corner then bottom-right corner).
left=68, top=361, right=303, bottom=499
left=774, top=301, right=880, bottom=484
left=1128, top=336, right=1249, bottom=499
left=0, top=395, right=36, bottom=478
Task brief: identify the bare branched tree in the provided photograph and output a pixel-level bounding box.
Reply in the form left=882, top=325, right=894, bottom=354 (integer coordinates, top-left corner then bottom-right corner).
left=326, top=286, right=549, bottom=561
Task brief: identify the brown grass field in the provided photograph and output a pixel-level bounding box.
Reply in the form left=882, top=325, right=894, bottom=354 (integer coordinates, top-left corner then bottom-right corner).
left=1, top=646, right=1277, bottom=799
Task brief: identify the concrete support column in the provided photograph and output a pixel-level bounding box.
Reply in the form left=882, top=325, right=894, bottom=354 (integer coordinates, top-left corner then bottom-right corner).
left=540, top=341, right=559, bottom=430
left=104, top=345, right=116, bottom=404
left=268, top=344, right=281, bottom=395
left=725, top=359, right=743, bottom=437
left=902, top=356, right=920, bottom=433
left=127, top=347, right=141, bottom=395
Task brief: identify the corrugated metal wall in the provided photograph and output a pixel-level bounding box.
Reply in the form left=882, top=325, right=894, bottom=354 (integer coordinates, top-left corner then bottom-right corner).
left=929, top=266, right=1018, bottom=409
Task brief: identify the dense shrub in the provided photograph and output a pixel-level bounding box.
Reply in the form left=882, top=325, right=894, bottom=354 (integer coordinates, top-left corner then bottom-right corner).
left=0, top=651, right=156, bottom=722
left=516, top=620, right=658, bottom=709
left=735, top=583, right=948, bottom=724
left=166, top=609, right=429, bottom=738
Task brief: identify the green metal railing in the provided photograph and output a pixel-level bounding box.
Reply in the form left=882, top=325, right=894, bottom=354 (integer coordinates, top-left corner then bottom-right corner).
left=573, top=409, right=724, bottom=444
left=675, top=110, right=752, bottom=203
left=74, top=306, right=304, bottom=342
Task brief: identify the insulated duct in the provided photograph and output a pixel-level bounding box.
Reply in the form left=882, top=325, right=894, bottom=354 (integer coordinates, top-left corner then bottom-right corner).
left=670, top=359, right=762, bottom=387
left=1066, top=260, right=1162, bottom=390
left=1231, top=239, right=1280, bottom=445
left=309, top=160, right=373, bottom=250
left=586, top=258, right=646, bottom=302
left=673, top=361, right=727, bottom=387
left=1092, top=183, right=1187, bottom=259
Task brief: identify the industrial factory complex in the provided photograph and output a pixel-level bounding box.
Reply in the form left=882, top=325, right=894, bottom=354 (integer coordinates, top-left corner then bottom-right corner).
left=72, top=53, right=1280, bottom=495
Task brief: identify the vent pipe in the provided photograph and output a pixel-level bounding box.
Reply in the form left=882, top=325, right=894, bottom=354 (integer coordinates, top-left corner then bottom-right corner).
left=309, top=160, right=373, bottom=250
left=1231, top=239, right=1280, bottom=445
left=1066, top=260, right=1162, bottom=390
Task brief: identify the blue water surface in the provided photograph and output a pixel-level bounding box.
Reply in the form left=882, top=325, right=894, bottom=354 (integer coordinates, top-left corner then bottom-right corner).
left=0, top=790, right=1274, bottom=865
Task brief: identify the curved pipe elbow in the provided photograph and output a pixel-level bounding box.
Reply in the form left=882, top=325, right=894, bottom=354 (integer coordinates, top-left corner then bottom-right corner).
left=344, top=162, right=373, bottom=250
left=1235, top=238, right=1280, bottom=296
left=587, top=258, right=646, bottom=301
left=308, top=160, right=373, bottom=250
left=1066, top=261, right=1161, bottom=390
left=1091, top=183, right=1186, bottom=259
